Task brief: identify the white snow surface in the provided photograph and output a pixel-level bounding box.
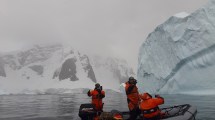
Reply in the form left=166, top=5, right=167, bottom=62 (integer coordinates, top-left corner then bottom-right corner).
left=174, top=12, right=189, bottom=18
left=137, top=0, right=215, bottom=95
left=90, top=56, right=134, bottom=90
left=0, top=45, right=134, bottom=95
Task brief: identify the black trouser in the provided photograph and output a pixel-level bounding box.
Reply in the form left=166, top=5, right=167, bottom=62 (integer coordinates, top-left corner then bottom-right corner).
left=143, top=115, right=160, bottom=120
left=128, top=107, right=140, bottom=120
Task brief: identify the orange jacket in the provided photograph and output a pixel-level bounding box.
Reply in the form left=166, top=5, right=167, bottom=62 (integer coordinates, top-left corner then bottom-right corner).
left=125, top=82, right=140, bottom=111
left=88, top=89, right=105, bottom=111
left=139, top=94, right=164, bottom=118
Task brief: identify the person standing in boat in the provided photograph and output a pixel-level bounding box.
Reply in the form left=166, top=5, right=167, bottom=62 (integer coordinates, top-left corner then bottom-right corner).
left=139, top=93, right=164, bottom=120
left=88, top=83, right=105, bottom=112
left=125, top=76, right=141, bottom=120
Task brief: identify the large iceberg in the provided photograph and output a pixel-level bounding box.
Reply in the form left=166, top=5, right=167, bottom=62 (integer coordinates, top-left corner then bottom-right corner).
left=137, top=0, right=215, bottom=95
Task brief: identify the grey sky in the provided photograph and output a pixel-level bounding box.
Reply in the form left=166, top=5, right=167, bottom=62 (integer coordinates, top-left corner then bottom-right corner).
left=0, top=0, right=208, bottom=70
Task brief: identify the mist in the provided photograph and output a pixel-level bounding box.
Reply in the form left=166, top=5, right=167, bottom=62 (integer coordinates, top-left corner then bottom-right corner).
left=0, top=0, right=208, bottom=70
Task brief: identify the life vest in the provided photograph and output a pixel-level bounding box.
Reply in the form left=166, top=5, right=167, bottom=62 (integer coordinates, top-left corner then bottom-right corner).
left=88, top=89, right=105, bottom=111
left=139, top=93, right=164, bottom=119
left=113, top=113, right=123, bottom=120
left=125, top=82, right=140, bottom=111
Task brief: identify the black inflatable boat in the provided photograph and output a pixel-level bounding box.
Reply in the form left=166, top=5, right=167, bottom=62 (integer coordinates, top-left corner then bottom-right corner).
left=79, top=104, right=197, bottom=120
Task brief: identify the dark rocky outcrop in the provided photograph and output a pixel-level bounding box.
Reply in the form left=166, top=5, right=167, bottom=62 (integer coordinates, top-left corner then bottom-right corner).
left=29, top=65, right=44, bottom=75
left=0, top=58, right=6, bottom=77
left=59, top=58, right=78, bottom=81
left=79, top=54, right=97, bottom=83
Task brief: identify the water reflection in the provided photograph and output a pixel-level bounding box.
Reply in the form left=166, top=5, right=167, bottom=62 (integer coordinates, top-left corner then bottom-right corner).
left=0, top=93, right=214, bottom=120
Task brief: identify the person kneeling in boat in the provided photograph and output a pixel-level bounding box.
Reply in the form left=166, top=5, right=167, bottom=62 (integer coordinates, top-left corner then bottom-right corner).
left=139, top=93, right=164, bottom=120
left=88, top=83, right=105, bottom=120
left=125, top=76, right=141, bottom=120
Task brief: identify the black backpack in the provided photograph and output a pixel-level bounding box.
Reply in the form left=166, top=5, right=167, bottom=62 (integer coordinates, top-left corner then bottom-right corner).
left=79, top=103, right=97, bottom=120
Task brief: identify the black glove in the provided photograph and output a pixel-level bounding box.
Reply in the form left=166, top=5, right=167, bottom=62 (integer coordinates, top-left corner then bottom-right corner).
left=155, top=94, right=160, bottom=98
left=97, top=89, right=101, bottom=94
left=87, top=90, right=91, bottom=96
left=126, top=85, right=134, bottom=95
left=98, top=93, right=105, bottom=99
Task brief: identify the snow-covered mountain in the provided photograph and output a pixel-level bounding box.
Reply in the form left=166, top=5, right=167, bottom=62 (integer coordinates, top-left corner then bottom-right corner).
left=137, top=0, right=215, bottom=95
left=0, top=44, right=134, bottom=94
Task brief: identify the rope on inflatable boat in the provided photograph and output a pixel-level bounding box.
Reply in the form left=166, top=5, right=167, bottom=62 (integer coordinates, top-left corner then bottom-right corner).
left=161, top=104, right=190, bottom=118
left=186, top=110, right=196, bottom=120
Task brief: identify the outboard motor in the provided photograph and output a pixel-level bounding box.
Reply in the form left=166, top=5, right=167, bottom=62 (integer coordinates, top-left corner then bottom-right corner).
left=79, top=103, right=97, bottom=120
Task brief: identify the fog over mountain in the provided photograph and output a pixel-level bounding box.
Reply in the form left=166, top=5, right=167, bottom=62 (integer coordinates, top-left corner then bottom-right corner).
left=0, top=44, right=134, bottom=94
left=0, top=0, right=208, bottom=70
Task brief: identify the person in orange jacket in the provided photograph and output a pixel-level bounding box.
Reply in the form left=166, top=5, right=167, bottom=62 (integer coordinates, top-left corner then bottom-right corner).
left=88, top=83, right=105, bottom=120
left=125, top=76, right=141, bottom=120
left=139, top=93, right=164, bottom=120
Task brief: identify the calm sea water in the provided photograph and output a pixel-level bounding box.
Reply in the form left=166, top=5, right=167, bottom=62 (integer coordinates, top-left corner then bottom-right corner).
left=0, top=91, right=214, bottom=120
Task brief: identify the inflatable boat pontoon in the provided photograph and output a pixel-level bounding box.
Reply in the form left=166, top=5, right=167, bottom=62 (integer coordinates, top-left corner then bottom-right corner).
left=79, top=104, right=197, bottom=120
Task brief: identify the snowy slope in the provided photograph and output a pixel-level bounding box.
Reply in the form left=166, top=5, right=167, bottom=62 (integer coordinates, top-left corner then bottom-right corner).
left=137, top=0, right=215, bottom=95
left=90, top=56, right=134, bottom=90
left=0, top=44, right=134, bottom=94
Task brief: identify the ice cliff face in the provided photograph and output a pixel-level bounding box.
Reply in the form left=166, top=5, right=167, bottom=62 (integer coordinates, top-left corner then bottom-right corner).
left=0, top=44, right=133, bottom=94
left=137, top=1, right=215, bottom=95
